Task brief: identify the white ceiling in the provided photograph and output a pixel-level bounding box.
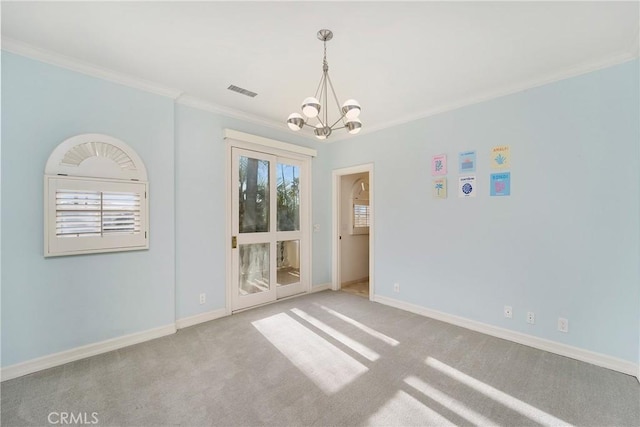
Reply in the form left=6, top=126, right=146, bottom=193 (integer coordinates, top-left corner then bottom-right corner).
left=2, top=1, right=639, bottom=140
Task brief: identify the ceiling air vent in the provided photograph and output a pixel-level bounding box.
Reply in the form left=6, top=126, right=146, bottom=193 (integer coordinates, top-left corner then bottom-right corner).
left=227, top=85, right=257, bottom=98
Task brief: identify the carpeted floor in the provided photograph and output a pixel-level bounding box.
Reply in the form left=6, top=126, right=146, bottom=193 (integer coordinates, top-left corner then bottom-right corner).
left=2, top=290, right=639, bottom=426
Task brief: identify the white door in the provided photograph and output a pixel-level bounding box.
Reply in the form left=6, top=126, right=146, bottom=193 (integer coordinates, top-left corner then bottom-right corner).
left=231, top=147, right=308, bottom=311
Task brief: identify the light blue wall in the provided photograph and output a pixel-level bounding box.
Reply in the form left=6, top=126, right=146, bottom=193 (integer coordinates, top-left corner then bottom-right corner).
left=1, top=52, right=176, bottom=366
left=323, top=59, right=640, bottom=363
left=174, top=105, right=325, bottom=320
left=2, top=49, right=638, bottom=368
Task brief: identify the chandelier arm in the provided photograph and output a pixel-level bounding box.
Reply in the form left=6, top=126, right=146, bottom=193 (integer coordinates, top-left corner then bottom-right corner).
left=313, top=73, right=325, bottom=99
left=325, top=73, right=347, bottom=126
left=324, top=74, right=329, bottom=126
left=329, top=114, right=348, bottom=130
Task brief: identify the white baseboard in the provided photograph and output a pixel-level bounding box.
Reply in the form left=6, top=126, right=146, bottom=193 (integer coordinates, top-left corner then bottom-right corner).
left=310, top=283, right=331, bottom=293
left=1, top=324, right=176, bottom=382
left=176, top=308, right=228, bottom=329
left=373, top=295, right=639, bottom=379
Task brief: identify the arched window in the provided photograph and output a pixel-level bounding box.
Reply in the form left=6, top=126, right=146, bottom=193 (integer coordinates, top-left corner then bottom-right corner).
left=44, top=134, right=149, bottom=257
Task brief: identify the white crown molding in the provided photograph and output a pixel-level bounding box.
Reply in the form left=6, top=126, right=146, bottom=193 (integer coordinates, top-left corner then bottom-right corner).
left=330, top=50, right=639, bottom=143
left=3, top=37, right=637, bottom=145
left=373, top=295, right=639, bottom=379
left=176, top=94, right=317, bottom=142
left=1, top=324, right=176, bottom=382
left=1, top=38, right=183, bottom=99
left=176, top=308, right=228, bottom=329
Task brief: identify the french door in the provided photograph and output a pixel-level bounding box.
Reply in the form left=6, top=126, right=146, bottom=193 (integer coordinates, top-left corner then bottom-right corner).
left=231, top=147, right=308, bottom=311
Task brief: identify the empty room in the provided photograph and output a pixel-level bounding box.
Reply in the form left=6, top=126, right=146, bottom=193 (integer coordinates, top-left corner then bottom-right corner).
left=1, top=1, right=639, bottom=426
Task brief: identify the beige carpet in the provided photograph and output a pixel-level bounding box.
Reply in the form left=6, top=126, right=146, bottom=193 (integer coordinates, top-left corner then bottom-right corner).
left=2, top=290, right=639, bottom=426
left=341, top=280, right=369, bottom=298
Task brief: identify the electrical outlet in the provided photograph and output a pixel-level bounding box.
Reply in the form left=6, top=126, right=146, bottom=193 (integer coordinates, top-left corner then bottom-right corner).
left=393, top=283, right=400, bottom=293
left=558, top=317, right=569, bottom=333
left=504, top=306, right=512, bottom=318
left=527, top=311, right=535, bottom=324
left=199, top=293, right=206, bottom=305
left=313, top=224, right=320, bottom=232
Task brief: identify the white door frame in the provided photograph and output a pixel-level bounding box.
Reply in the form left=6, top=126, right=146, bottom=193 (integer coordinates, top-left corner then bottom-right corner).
left=224, top=130, right=315, bottom=315
left=332, top=163, right=374, bottom=300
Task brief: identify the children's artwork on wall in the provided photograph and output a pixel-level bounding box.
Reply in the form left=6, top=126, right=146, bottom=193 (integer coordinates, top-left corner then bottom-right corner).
left=431, top=154, right=447, bottom=175
left=458, top=151, right=476, bottom=173
left=458, top=175, right=477, bottom=198
left=490, top=145, right=510, bottom=169
left=490, top=172, right=511, bottom=196
left=433, top=178, right=447, bottom=199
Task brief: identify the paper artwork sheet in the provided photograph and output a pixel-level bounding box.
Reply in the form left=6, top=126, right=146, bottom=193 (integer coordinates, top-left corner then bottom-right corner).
left=490, top=145, right=510, bottom=169
left=431, top=154, right=447, bottom=176
left=458, top=151, right=476, bottom=173
left=458, top=176, right=477, bottom=198
left=433, top=178, right=447, bottom=199
left=490, top=172, right=511, bottom=196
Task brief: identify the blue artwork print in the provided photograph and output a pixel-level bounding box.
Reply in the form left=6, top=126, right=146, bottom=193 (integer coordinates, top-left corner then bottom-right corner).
left=458, top=176, right=477, bottom=198
left=458, top=151, right=476, bottom=173
left=495, top=154, right=507, bottom=165
left=490, top=172, right=511, bottom=196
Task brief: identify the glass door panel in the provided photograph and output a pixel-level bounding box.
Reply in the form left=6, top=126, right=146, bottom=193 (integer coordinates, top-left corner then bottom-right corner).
left=277, top=240, right=300, bottom=287
left=232, top=148, right=276, bottom=311
left=239, top=156, right=270, bottom=233
left=277, top=163, right=300, bottom=232
left=239, top=243, right=270, bottom=295
left=275, top=159, right=305, bottom=299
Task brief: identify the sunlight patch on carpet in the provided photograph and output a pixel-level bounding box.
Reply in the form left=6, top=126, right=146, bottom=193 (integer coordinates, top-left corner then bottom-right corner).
left=290, top=308, right=380, bottom=361
left=367, top=390, right=456, bottom=426
left=252, top=313, right=368, bottom=394
left=315, top=304, right=399, bottom=346
left=426, top=357, right=573, bottom=426
left=404, top=375, right=497, bottom=426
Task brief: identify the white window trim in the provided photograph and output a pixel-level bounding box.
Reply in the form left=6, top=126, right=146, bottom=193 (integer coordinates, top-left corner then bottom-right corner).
left=44, top=134, right=149, bottom=257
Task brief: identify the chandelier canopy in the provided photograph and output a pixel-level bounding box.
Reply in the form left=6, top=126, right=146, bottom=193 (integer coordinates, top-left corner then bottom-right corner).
left=287, top=29, right=362, bottom=140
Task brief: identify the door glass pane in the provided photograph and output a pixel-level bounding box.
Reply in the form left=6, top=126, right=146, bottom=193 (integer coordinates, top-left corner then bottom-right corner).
left=277, top=240, right=300, bottom=286
left=239, top=156, right=269, bottom=233
left=277, top=163, right=300, bottom=231
left=239, top=243, right=270, bottom=295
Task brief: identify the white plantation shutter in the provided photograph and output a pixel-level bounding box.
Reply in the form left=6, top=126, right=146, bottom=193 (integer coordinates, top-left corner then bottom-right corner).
left=56, top=191, right=102, bottom=237
left=102, top=192, right=141, bottom=235
left=55, top=190, right=142, bottom=238
left=353, top=204, right=370, bottom=228
left=46, top=177, right=148, bottom=257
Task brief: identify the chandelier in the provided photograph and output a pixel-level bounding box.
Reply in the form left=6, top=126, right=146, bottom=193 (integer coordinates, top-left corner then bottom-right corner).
left=287, top=29, right=362, bottom=140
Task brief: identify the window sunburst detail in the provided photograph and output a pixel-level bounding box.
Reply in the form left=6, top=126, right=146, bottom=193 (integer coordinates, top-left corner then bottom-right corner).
left=60, top=142, right=136, bottom=171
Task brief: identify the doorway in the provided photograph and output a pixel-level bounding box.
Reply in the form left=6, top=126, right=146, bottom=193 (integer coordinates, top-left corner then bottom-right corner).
left=230, top=145, right=310, bottom=312
left=332, top=164, right=374, bottom=300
